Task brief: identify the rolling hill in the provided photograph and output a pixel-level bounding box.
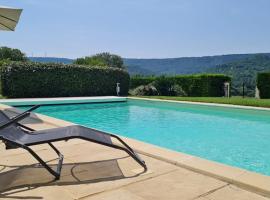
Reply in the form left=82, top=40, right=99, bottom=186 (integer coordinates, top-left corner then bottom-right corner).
left=208, top=55, right=270, bottom=96
left=124, top=53, right=270, bottom=75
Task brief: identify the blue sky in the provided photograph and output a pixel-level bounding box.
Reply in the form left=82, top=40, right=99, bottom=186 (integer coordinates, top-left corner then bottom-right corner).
left=1, top=0, right=270, bottom=58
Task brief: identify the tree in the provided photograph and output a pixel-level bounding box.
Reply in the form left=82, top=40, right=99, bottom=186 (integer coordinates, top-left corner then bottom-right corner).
left=0, top=46, right=28, bottom=62
left=74, top=52, right=125, bottom=69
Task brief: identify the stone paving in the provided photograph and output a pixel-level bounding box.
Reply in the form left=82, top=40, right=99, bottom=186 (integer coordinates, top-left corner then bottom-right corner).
left=0, top=139, right=269, bottom=200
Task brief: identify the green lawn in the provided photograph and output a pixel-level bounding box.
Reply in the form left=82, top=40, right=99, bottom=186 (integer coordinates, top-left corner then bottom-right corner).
left=132, top=96, right=270, bottom=108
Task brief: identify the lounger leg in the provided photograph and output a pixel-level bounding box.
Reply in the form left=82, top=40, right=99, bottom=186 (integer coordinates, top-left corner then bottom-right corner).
left=108, top=134, right=147, bottom=171
left=24, top=145, right=63, bottom=180
left=0, top=139, right=60, bottom=179
left=113, top=145, right=147, bottom=172
left=48, top=142, right=64, bottom=178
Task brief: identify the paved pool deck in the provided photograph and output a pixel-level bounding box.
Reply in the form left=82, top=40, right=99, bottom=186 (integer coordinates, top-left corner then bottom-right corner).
left=1, top=140, right=269, bottom=200
left=0, top=103, right=270, bottom=200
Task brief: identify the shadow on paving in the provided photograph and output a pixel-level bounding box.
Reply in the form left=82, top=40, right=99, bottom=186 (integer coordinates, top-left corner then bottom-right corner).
left=0, top=156, right=144, bottom=199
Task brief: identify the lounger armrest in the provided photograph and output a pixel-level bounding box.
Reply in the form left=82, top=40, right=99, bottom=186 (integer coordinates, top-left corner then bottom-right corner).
left=0, top=112, right=31, bottom=130
left=25, top=104, right=41, bottom=113
left=10, top=105, right=41, bottom=121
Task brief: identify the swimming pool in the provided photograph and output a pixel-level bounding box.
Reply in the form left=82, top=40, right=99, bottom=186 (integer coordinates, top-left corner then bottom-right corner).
left=18, top=99, right=270, bottom=176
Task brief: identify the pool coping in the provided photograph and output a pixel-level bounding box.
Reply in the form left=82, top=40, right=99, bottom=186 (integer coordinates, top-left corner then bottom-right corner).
left=0, top=96, right=127, bottom=106
left=129, top=97, right=270, bottom=111
left=1, top=102, right=270, bottom=198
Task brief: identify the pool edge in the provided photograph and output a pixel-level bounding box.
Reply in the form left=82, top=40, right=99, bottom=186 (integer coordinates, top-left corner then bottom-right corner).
left=1, top=103, right=270, bottom=198
left=0, top=96, right=127, bottom=106
left=128, top=97, right=270, bottom=111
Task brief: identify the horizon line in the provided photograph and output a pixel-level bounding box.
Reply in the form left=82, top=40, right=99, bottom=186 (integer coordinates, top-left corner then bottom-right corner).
left=27, top=52, right=270, bottom=60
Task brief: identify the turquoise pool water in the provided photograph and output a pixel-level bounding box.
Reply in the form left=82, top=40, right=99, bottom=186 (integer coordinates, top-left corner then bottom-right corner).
left=19, top=99, right=270, bottom=176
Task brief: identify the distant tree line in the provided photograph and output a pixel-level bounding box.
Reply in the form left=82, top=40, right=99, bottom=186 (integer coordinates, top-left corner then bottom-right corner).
left=0, top=46, right=28, bottom=65
left=0, top=47, right=125, bottom=69
left=74, top=52, right=125, bottom=69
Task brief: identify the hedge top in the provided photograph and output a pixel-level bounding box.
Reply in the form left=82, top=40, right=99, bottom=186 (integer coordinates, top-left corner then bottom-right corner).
left=2, top=61, right=126, bottom=71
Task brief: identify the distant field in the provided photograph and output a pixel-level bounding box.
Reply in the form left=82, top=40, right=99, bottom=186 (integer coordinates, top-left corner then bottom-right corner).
left=132, top=96, right=270, bottom=108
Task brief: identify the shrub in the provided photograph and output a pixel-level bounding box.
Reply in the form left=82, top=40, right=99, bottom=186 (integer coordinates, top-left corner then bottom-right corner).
left=129, top=83, right=158, bottom=96
left=1, top=62, right=130, bottom=98
left=0, top=59, right=11, bottom=67
left=171, top=84, right=187, bottom=96
left=257, top=72, right=270, bottom=99
left=129, top=76, right=156, bottom=89
left=154, top=75, right=175, bottom=96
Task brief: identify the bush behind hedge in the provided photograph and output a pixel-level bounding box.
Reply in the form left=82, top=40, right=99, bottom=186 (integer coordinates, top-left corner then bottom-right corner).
left=1, top=62, right=130, bottom=98
left=129, top=76, right=156, bottom=89
left=257, top=72, right=270, bottom=99
left=130, top=74, right=231, bottom=97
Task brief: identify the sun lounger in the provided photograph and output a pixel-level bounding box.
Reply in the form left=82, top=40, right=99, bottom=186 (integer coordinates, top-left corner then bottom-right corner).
left=0, top=105, right=147, bottom=179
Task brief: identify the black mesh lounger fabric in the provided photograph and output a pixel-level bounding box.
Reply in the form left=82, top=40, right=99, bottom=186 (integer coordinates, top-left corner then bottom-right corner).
left=0, top=110, right=112, bottom=146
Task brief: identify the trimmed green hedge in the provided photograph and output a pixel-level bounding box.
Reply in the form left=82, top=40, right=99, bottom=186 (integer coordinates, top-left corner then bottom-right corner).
left=130, top=74, right=231, bottom=97
left=1, top=62, right=130, bottom=98
left=257, top=72, right=270, bottom=99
